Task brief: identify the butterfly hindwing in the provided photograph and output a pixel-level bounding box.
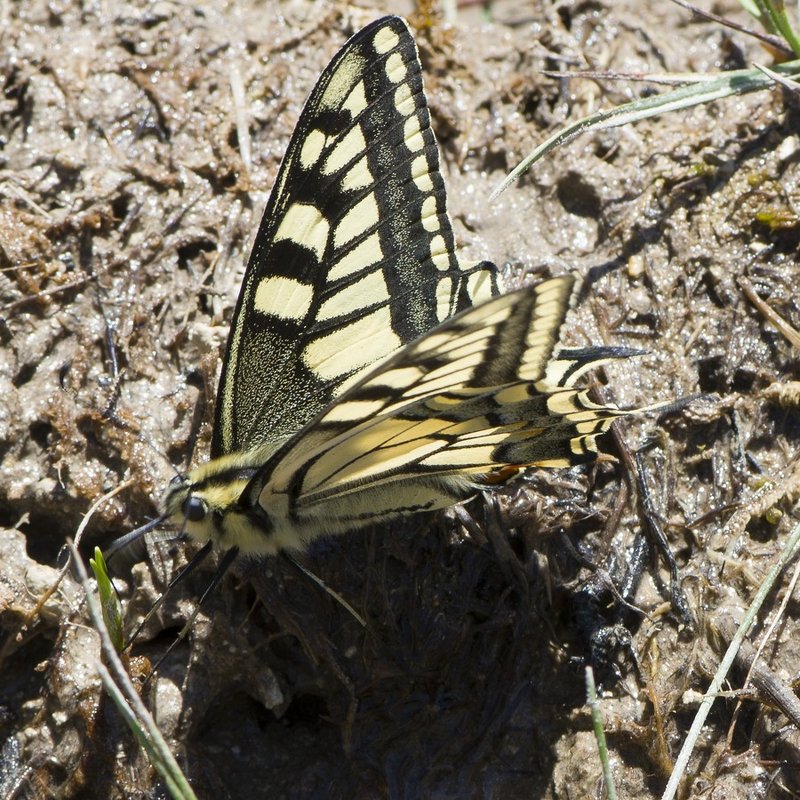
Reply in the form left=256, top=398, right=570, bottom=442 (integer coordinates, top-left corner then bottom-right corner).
left=212, top=16, right=497, bottom=457
left=242, top=275, right=633, bottom=538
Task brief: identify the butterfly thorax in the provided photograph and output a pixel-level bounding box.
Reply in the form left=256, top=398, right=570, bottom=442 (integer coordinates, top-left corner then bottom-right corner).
left=161, top=444, right=293, bottom=555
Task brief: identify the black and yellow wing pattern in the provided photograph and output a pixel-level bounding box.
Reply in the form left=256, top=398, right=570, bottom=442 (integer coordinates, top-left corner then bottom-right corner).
left=159, top=16, right=649, bottom=557
left=213, top=15, right=497, bottom=457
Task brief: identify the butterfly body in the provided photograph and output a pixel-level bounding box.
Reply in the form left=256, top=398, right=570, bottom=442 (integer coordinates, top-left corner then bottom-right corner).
left=156, top=17, right=643, bottom=557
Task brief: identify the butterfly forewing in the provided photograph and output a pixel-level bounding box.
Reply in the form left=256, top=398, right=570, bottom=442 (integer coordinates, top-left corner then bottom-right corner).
left=213, top=16, right=497, bottom=457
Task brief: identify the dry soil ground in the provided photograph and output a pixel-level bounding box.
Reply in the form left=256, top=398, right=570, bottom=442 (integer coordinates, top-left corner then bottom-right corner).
left=2, top=0, right=800, bottom=798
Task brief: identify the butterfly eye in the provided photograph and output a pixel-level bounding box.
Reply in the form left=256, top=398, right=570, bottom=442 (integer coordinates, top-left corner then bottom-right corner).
left=183, top=496, right=207, bottom=523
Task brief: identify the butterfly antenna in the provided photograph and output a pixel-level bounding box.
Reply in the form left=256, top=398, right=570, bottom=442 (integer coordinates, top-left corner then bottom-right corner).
left=143, top=545, right=239, bottom=683
left=283, top=553, right=366, bottom=628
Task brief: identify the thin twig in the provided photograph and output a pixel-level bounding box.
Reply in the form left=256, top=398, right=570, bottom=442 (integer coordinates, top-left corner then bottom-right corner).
left=661, top=517, right=800, bottom=800
left=1, top=278, right=91, bottom=315
left=229, top=59, right=252, bottom=178
left=0, top=479, right=134, bottom=667
left=669, top=0, right=793, bottom=56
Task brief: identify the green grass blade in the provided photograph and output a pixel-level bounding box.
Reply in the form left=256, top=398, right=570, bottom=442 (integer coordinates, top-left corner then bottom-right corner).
left=74, top=542, right=199, bottom=800
left=755, top=0, right=800, bottom=56
left=586, top=667, right=618, bottom=800
left=89, top=546, right=125, bottom=653
left=738, top=0, right=764, bottom=19
left=491, top=60, right=800, bottom=198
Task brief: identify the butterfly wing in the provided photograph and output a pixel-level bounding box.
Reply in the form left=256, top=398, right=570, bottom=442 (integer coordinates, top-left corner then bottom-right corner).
left=212, top=16, right=497, bottom=457
left=243, top=275, right=643, bottom=542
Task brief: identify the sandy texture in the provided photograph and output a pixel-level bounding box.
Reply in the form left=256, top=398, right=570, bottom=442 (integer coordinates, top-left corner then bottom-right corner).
left=2, top=0, right=800, bottom=797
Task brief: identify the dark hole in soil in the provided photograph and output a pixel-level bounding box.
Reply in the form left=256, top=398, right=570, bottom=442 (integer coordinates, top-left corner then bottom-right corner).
left=556, top=171, right=602, bottom=219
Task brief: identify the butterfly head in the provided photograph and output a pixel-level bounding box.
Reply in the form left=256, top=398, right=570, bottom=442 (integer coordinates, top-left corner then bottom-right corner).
left=162, top=462, right=256, bottom=550
left=159, top=451, right=292, bottom=555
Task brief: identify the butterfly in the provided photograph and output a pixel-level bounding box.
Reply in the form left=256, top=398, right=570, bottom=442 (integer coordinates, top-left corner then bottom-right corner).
left=124, top=15, right=653, bottom=564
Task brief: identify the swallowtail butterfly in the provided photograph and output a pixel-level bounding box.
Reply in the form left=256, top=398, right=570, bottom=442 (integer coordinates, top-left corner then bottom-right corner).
left=130, top=16, right=654, bottom=560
